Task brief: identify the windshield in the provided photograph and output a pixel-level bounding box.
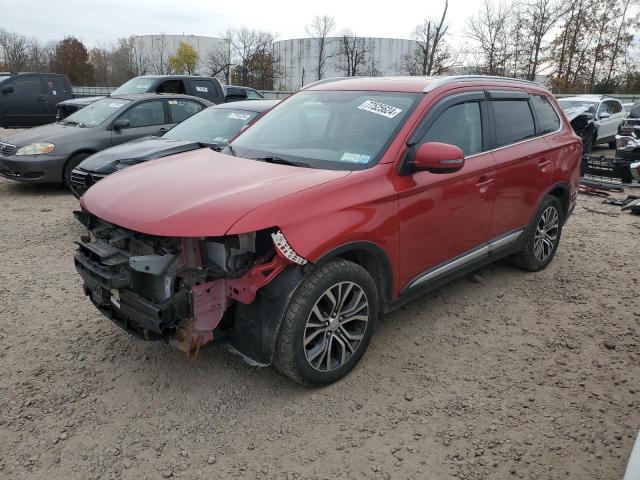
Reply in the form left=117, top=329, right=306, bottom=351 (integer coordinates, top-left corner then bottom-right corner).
left=163, top=106, right=260, bottom=145
left=63, top=98, right=131, bottom=127
left=111, top=77, right=155, bottom=95
left=558, top=99, right=598, bottom=112
left=0, top=76, right=10, bottom=83
left=229, top=90, right=420, bottom=170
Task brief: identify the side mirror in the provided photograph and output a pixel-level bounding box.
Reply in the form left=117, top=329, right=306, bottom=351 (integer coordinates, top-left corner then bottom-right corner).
left=599, top=111, right=611, bottom=120
left=1, top=85, right=14, bottom=94
left=412, top=142, right=465, bottom=174
left=112, top=118, right=130, bottom=130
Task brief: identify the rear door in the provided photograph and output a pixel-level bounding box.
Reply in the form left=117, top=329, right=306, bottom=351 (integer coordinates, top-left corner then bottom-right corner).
left=487, top=90, right=553, bottom=239
left=1, top=75, right=49, bottom=127
left=45, top=75, right=73, bottom=116
left=111, top=99, right=172, bottom=145
left=188, top=79, right=223, bottom=103
left=166, top=98, right=206, bottom=126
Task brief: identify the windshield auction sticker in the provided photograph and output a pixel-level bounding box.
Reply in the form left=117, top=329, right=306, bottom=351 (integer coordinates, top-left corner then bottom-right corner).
left=228, top=113, right=252, bottom=121
left=358, top=100, right=402, bottom=118
left=340, top=152, right=371, bottom=163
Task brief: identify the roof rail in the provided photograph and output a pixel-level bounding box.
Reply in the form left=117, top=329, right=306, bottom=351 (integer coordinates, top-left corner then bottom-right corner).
left=299, top=76, right=361, bottom=91
left=423, top=75, right=544, bottom=93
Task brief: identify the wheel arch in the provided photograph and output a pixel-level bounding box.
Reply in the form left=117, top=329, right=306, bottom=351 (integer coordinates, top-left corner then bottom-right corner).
left=313, top=241, right=393, bottom=305
left=546, top=182, right=571, bottom=222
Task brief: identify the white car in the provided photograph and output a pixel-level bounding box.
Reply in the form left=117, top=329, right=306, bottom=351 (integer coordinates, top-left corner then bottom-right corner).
left=624, top=432, right=640, bottom=480
left=557, top=96, right=627, bottom=149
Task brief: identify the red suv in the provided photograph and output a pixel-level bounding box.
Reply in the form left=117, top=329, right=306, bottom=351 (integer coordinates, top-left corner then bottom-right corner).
left=74, top=76, right=581, bottom=385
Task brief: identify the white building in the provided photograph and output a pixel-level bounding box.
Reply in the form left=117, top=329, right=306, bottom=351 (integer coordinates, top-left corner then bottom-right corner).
left=273, top=37, right=418, bottom=91
left=134, top=34, right=228, bottom=75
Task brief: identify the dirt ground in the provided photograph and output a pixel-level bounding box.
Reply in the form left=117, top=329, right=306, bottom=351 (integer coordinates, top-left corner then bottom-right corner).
left=0, top=128, right=638, bottom=479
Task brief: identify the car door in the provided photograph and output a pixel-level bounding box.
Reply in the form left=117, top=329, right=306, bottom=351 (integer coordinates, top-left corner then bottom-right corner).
left=111, top=99, right=172, bottom=146
left=188, top=79, right=220, bottom=103
left=1, top=75, right=49, bottom=127
left=396, top=91, right=496, bottom=290
left=595, top=100, right=617, bottom=141
left=167, top=98, right=205, bottom=126
left=486, top=90, right=553, bottom=239
left=45, top=75, right=72, bottom=118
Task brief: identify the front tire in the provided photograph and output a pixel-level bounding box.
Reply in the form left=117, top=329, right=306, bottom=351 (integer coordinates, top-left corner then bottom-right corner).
left=510, top=195, right=564, bottom=272
left=583, top=133, right=595, bottom=154
left=62, top=152, right=91, bottom=191
left=273, top=259, right=378, bottom=386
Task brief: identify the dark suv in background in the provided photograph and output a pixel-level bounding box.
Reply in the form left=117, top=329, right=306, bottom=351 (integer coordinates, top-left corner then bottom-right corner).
left=0, top=72, right=74, bottom=127
left=56, top=75, right=225, bottom=120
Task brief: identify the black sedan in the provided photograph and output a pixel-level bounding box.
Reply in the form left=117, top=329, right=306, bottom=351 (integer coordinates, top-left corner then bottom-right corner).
left=0, top=93, right=211, bottom=188
left=70, top=99, right=278, bottom=197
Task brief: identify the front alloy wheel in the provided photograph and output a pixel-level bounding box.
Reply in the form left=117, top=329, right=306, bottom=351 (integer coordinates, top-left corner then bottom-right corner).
left=273, top=259, right=378, bottom=385
left=303, top=281, right=369, bottom=372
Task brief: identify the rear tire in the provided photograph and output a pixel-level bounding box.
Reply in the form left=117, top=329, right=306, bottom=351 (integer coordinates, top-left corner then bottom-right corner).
left=510, top=195, right=564, bottom=272
left=62, top=152, right=91, bottom=192
left=273, top=259, right=378, bottom=386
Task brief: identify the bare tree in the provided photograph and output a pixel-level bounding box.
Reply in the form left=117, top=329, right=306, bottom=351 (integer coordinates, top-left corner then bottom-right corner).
left=228, top=27, right=276, bottom=86
left=26, top=38, right=53, bottom=72
left=305, top=15, right=336, bottom=80
left=0, top=30, right=30, bottom=71
left=404, top=0, right=451, bottom=76
left=523, top=0, right=565, bottom=80
left=465, top=0, right=511, bottom=75
left=205, top=31, right=232, bottom=82
left=150, top=34, right=171, bottom=75
left=336, top=31, right=370, bottom=77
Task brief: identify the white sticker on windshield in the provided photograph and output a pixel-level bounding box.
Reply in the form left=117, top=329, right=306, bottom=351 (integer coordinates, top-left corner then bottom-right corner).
left=228, top=112, right=251, bottom=121
left=108, top=102, right=126, bottom=108
left=358, top=100, right=402, bottom=119
left=340, top=152, right=371, bottom=164
left=195, top=86, right=209, bottom=92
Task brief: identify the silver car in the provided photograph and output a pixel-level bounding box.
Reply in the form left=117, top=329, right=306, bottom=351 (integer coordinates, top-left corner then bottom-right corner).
left=0, top=93, right=212, bottom=188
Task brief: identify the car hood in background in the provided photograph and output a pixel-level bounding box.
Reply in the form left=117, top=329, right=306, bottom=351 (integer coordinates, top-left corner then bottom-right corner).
left=80, top=148, right=351, bottom=237
left=57, top=96, right=105, bottom=107
left=78, top=137, right=202, bottom=173
left=563, top=107, right=594, bottom=122
left=1, top=122, right=94, bottom=148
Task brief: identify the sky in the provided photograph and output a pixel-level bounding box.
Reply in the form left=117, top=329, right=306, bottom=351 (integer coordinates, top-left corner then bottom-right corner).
left=2, top=0, right=466, bottom=47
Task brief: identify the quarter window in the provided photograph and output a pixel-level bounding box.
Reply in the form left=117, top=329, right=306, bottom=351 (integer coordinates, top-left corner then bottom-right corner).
left=421, top=102, right=483, bottom=156
left=531, top=94, right=560, bottom=134
left=492, top=100, right=535, bottom=147
left=168, top=99, right=204, bottom=123
left=119, top=100, right=165, bottom=128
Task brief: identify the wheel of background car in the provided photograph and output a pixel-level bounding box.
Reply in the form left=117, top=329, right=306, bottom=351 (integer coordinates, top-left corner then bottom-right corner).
left=583, top=134, right=595, bottom=154
left=62, top=152, right=92, bottom=191
left=273, top=259, right=378, bottom=386
left=510, top=195, right=564, bottom=272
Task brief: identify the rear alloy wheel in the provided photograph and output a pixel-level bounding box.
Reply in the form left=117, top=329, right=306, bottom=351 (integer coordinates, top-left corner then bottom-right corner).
left=273, top=259, right=378, bottom=386
left=62, top=152, right=91, bottom=191
left=510, top=195, right=564, bottom=272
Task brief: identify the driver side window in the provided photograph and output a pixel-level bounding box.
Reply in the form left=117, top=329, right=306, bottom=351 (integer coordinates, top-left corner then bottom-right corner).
left=118, top=100, right=166, bottom=128
left=421, top=101, right=483, bottom=156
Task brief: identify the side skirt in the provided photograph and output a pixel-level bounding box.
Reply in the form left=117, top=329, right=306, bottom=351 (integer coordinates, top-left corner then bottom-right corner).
left=383, top=229, right=526, bottom=314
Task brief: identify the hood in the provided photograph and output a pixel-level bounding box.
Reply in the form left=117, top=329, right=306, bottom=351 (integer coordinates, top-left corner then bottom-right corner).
left=563, top=107, right=594, bottom=122
left=2, top=122, right=91, bottom=148
left=58, top=96, right=105, bottom=107
left=78, top=137, right=201, bottom=173
left=81, top=148, right=351, bottom=237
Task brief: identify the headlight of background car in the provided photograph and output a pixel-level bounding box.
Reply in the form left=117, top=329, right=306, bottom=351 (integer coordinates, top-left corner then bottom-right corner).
left=15, top=143, right=55, bottom=156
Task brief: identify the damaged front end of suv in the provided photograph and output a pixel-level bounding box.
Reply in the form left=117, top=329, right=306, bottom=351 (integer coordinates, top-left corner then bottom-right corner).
left=74, top=210, right=308, bottom=363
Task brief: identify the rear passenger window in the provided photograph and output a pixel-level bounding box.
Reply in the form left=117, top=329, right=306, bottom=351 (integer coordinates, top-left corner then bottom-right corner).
left=492, top=100, right=535, bottom=147
left=168, top=99, right=204, bottom=123
left=531, top=94, right=560, bottom=134
left=422, top=102, right=483, bottom=156
left=14, top=76, right=42, bottom=94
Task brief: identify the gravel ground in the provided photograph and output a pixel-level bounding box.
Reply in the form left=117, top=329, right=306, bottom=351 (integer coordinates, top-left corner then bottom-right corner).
left=0, top=127, right=639, bottom=479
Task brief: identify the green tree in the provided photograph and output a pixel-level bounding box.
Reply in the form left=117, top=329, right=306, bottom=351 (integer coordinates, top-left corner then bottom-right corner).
left=168, top=42, right=199, bottom=75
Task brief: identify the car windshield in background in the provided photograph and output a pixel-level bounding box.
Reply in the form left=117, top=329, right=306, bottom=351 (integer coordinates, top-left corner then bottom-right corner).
left=229, top=91, right=420, bottom=170
left=63, top=98, right=131, bottom=127
left=163, top=107, right=259, bottom=146
left=111, top=77, right=155, bottom=95
left=558, top=100, right=598, bottom=112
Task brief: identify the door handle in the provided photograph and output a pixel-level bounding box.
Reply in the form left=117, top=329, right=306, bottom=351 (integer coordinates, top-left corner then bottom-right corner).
left=475, top=176, right=494, bottom=189
left=158, top=127, right=169, bottom=132
left=538, top=158, right=552, bottom=170
left=36, top=95, right=48, bottom=101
